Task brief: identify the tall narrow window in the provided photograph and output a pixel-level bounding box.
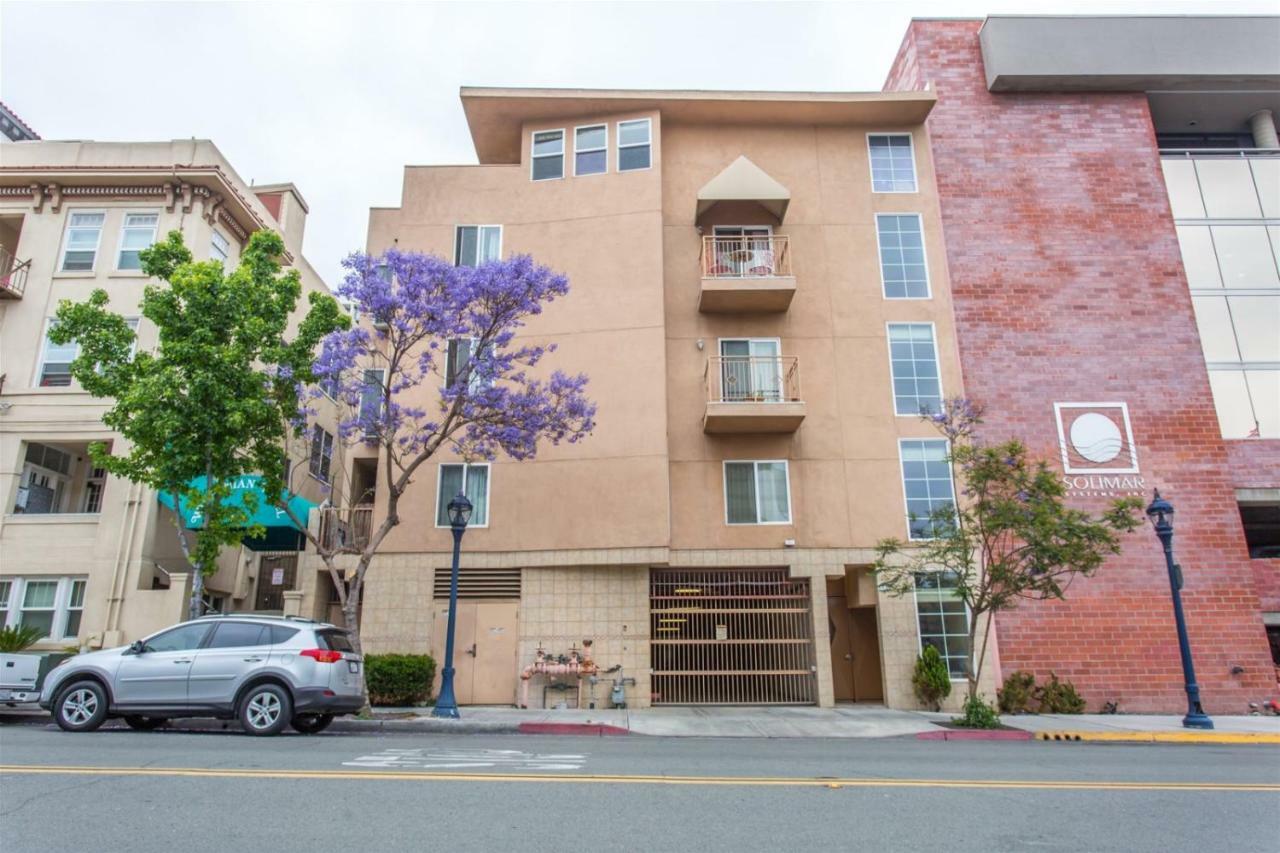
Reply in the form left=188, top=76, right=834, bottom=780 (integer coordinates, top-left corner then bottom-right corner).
left=60, top=212, right=105, bottom=272
left=876, top=213, right=930, bottom=299
left=436, top=463, right=490, bottom=527
left=887, top=323, right=942, bottom=415
left=19, top=580, right=58, bottom=638
left=724, top=460, right=791, bottom=525
left=531, top=130, right=565, bottom=181
left=36, top=322, right=80, bottom=387
left=63, top=579, right=86, bottom=638
left=81, top=467, right=107, bottom=513
left=618, top=119, right=652, bottom=172
left=868, top=133, right=917, bottom=192
left=358, top=368, right=386, bottom=433
left=210, top=230, right=230, bottom=263
left=0, top=580, right=9, bottom=626
left=454, top=226, right=502, bottom=266
left=898, top=439, right=955, bottom=540
left=574, top=124, right=607, bottom=176
left=117, top=212, right=159, bottom=270
left=914, top=572, right=970, bottom=678
left=308, top=426, right=334, bottom=482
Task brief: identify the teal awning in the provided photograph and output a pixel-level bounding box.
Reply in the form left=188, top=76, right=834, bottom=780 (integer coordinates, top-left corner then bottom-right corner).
left=157, top=475, right=316, bottom=551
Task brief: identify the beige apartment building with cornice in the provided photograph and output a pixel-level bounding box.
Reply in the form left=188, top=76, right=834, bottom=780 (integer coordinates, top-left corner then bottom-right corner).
left=0, top=131, right=346, bottom=651
left=289, top=88, right=996, bottom=710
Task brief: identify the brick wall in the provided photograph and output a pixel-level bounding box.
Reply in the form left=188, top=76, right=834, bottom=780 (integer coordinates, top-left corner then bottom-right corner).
left=885, top=20, right=1276, bottom=713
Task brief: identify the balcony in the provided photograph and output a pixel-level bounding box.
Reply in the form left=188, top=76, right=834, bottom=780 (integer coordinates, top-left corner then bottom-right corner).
left=703, top=356, right=805, bottom=434
left=0, top=245, right=29, bottom=300
left=699, top=234, right=795, bottom=313
left=317, top=505, right=374, bottom=553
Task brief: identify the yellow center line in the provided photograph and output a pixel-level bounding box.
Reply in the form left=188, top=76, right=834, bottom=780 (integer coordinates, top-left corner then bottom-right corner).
left=0, top=765, right=1276, bottom=792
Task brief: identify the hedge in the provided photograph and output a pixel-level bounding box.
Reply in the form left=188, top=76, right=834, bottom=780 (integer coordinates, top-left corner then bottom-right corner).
left=364, top=653, right=436, bottom=707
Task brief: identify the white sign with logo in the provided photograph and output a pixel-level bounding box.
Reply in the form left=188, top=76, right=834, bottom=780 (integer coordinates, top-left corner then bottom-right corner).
left=1053, top=402, right=1146, bottom=497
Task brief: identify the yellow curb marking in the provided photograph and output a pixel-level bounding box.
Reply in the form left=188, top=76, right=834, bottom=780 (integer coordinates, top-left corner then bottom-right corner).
left=0, top=765, right=1276, bottom=792
left=1036, top=731, right=1280, bottom=745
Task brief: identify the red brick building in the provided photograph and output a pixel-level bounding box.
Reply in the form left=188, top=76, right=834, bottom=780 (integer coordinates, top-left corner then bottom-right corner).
left=885, top=16, right=1279, bottom=713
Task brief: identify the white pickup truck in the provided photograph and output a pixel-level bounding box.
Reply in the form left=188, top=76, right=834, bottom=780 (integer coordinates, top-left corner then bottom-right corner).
left=1, top=652, right=73, bottom=705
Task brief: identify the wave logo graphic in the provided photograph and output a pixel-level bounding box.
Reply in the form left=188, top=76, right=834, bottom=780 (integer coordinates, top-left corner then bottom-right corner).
left=1054, top=403, right=1139, bottom=474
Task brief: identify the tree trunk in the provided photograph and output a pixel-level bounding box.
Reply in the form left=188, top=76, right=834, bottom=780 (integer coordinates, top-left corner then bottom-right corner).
left=342, top=571, right=372, bottom=716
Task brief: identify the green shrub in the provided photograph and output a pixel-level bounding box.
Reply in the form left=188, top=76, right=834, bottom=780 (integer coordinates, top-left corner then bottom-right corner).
left=364, top=653, right=436, bottom=707
left=1035, top=672, right=1086, bottom=714
left=0, top=624, right=45, bottom=653
left=912, top=645, right=952, bottom=711
left=955, top=693, right=1001, bottom=729
left=997, top=670, right=1037, bottom=714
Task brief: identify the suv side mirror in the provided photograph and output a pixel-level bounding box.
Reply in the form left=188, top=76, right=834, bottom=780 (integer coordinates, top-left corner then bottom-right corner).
left=128, top=640, right=146, bottom=655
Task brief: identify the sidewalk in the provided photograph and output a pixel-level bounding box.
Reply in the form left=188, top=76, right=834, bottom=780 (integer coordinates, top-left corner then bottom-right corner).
left=992, top=713, right=1280, bottom=744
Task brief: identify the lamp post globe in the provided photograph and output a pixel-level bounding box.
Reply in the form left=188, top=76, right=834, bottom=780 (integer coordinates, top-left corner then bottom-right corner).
left=433, top=492, right=473, bottom=719
left=1145, top=489, right=1213, bottom=730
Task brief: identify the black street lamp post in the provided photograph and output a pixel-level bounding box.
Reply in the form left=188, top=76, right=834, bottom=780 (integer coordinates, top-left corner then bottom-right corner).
left=432, top=492, right=473, bottom=719
left=1145, top=489, right=1214, bottom=730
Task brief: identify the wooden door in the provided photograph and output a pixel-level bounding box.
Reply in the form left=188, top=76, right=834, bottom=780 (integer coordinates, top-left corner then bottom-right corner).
left=827, top=590, right=857, bottom=702
left=254, top=554, right=297, bottom=612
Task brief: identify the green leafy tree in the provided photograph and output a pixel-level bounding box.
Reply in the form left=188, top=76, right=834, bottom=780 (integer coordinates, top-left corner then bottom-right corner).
left=50, top=230, right=347, bottom=619
left=874, top=399, right=1142, bottom=717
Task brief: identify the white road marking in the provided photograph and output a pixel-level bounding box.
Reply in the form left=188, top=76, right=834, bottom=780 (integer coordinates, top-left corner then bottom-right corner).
left=343, top=747, right=587, bottom=772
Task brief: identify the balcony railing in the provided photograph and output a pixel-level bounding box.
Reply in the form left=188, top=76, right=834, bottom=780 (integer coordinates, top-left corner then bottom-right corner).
left=700, top=234, right=791, bottom=278
left=317, top=505, right=374, bottom=552
left=705, top=356, right=801, bottom=403
left=0, top=245, right=29, bottom=299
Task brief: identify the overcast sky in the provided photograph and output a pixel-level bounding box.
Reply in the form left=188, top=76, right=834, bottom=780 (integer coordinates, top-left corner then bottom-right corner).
left=3, top=0, right=1275, bottom=288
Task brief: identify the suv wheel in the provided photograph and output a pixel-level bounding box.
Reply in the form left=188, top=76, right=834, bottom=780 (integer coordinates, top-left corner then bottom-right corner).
left=54, top=681, right=109, bottom=733
left=123, top=715, right=167, bottom=732
left=291, top=713, right=335, bottom=735
left=239, top=684, right=292, bottom=736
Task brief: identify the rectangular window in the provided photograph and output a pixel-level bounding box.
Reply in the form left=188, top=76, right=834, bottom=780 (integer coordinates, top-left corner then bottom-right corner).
left=358, top=368, right=385, bottom=432
left=887, top=323, right=942, bottom=415
left=63, top=579, right=86, bottom=637
left=308, top=426, right=334, bottom=483
left=1239, top=503, right=1280, bottom=559
left=0, top=577, right=89, bottom=640
left=60, top=211, right=105, bottom=272
left=876, top=213, right=930, bottom=299
left=36, top=317, right=140, bottom=388
left=19, top=579, right=58, bottom=638
left=724, top=460, right=791, bottom=525
left=574, top=124, right=607, bottom=176
left=81, top=468, right=107, bottom=513
left=318, top=370, right=342, bottom=400
left=531, top=130, right=565, bottom=181
left=445, top=338, right=490, bottom=392
left=868, top=133, right=917, bottom=192
left=618, top=119, right=652, bottom=172
left=718, top=338, right=783, bottom=402
left=914, top=572, right=970, bottom=678
left=454, top=226, right=502, bottom=267
left=117, top=212, right=159, bottom=270
left=899, top=439, right=955, bottom=540
left=210, top=230, right=230, bottom=263
left=436, top=463, right=490, bottom=527
left=0, top=580, right=10, bottom=626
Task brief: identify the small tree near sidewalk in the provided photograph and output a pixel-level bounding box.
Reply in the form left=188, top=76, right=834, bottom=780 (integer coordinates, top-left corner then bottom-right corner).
left=873, top=398, right=1142, bottom=724
left=274, top=250, right=595, bottom=678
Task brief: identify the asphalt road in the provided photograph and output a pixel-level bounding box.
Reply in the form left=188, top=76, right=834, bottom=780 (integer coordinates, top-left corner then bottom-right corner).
left=1, top=724, right=1277, bottom=853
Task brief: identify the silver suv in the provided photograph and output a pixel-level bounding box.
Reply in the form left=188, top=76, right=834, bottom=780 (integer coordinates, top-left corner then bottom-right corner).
left=39, top=614, right=364, bottom=736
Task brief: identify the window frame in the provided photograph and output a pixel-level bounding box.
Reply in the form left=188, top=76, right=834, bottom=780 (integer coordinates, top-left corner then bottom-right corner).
left=58, top=209, right=107, bottom=273
left=896, top=437, right=957, bottom=542
left=210, top=229, right=231, bottom=263
left=308, top=425, right=335, bottom=483
left=34, top=317, right=140, bottom=389
left=453, top=225, right=503, bottom=266
left=616, top=118, right=653, bottom=173
left=114, top=210, right=161, bottom=272
left=874, top=212, right=932, bottom=300
left=722, top=459, right=793, bottom=526
left=358, top=367, right=387, bottom=432
left=530, top=128, right=566, bottom=182
left=433, top=461, right=491, bottom=529
left=866, top=132, right=919, bottom=194
left=0, top=576, right=89, bottom=641
left=911, top=570, right=972, bottom=682
left=573, top=123, right=608, bottom=177
left=885, top=321, right=944, bottom=417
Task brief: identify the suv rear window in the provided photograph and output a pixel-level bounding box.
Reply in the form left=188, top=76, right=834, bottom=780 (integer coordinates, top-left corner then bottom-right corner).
left=270, top=626, right=300, bottom=644
left=317, top=629, right=354, bottom=652
left=208, top=622, right=270, bottom=649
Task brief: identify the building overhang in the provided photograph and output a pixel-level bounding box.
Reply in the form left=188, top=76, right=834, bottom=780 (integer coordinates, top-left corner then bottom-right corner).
left=696, top=156, right=790, bottom=223
left=461, top=87, right=937, bottom=164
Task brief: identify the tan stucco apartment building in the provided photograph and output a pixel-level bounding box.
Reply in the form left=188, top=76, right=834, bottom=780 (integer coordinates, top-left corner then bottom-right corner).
left=0, top=122, right=344, bottom=652
left=295, top=88, right=995, bottom=710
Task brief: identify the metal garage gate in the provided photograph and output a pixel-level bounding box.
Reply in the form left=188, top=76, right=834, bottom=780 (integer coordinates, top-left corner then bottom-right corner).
left=650, top=569, right=816, bottom=704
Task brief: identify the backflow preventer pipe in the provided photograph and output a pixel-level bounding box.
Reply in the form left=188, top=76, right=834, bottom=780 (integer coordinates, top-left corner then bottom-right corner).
left=520, top=642, right=597, bottom=708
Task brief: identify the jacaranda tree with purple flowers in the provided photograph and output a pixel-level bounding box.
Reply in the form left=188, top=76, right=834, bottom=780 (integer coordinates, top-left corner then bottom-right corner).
left=873, top=398, right=1142, bottom=725
left=277, top=250, right=595, bottom=667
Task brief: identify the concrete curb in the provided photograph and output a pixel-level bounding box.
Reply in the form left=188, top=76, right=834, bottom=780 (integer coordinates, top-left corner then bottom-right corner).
left=916, top=729, right=1032, bottom=741
left=1033, top=730, right=1280, bottom=745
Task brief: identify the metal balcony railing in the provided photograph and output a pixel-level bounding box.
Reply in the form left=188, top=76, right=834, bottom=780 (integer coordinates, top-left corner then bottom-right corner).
left=700, top=234, right=791, bottom=278
left=317, top=505, right=374, bottom=552
left=705, top=356, right=801, bottom=404
left=0, top=246, right=29, bottom=299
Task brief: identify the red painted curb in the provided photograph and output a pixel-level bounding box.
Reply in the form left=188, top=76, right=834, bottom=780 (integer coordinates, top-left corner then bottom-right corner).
left=915, top=729, right=1032, bottom=741
left=517, top=722, right=630, bottom=736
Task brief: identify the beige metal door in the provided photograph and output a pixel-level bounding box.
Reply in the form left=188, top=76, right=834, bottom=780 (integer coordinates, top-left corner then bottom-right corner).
left=431, top=600, right=518, bottom=705
left=827, top=588, right=856, bottom=702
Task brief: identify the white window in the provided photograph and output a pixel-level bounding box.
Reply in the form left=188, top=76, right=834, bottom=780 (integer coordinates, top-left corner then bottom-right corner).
left=358, top=368, right=386, bottom=434
left=914, top=572, right=970, bottom=679
left=318, top=369, right=342, bottom=401
left=454, top=226, right=502, bottom=267
left=81, top=467, right=107, bottom=513
left=60, top=211, right=105, bottom=272
left=436, top=463, right=490, bottom=527
left=36, top=318, right=140, bottom=388
left=710, top=226, right=774, bottom=276
left=574, top=124, right=608, bottom=176
left=0, top=577, right=86, bottom=640
left=117, top=212, right=160, bottom=270
left=618, top=118, right=652, bottom=172
left=876, top=214, right=930, bottom=299
left=868, top=133, right=917, bottom=192
left=445, top=338, right=491, bottom=392
left=718, top=338, right=783, bottom=402
left=724, top=460, right=791, bottom=525
left=887, top=323, right=942, bottom=415
left=308, top=426, right=334, bottom=482
left=898, top=439, right=956, bottom=540
left=531, top=129, right=565, bottom=181
left=210, top=230, right=231, bottom=263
